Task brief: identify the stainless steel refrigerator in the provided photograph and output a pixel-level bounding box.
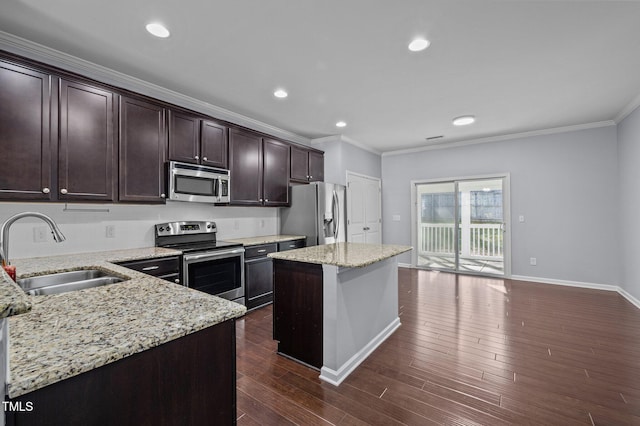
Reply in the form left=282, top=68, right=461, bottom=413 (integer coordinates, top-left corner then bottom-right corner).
left=280, top=182, right=346, bottom=246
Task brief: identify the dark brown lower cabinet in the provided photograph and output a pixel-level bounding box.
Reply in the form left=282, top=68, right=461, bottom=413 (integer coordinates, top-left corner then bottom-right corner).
left=6, top=319, right=237, bottom=426
left=272, top=259, right=323, bottom=369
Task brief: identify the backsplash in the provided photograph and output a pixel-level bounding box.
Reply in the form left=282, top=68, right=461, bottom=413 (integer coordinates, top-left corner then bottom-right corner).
left=0, top=202, right=279, bottom=259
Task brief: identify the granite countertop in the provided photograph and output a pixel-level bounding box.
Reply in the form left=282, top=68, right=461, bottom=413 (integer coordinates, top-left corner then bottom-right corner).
left=0, top=268, right=31, bottom=318
left=3, top=247, right=246, bottom=398
left=268, top=242, right=412, bottom=268
left=225, top=234, right=306, bottom=246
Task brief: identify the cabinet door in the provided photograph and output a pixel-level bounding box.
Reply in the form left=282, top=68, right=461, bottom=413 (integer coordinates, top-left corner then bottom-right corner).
left=245, top=257, right=274, bottom=309
left=308, top=150, right=324, bottom=182
left=58, top=79, right=116, bottom=201
left=229, top=128, right=262, bottom=205
left=201, top=120, right=228, bottom=168
left=0, top=60, right=52, bottom=200
left=168, top=109, right=200, bottom=164
left=263, top=138, right=290, bottom=206
left=119, top=96, right=167, bottom=203
left=290, top=145, right=309, bottom=182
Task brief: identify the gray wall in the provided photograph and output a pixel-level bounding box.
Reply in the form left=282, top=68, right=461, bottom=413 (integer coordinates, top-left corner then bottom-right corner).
left=314, top=137, right=382, bottom=185
left=382, top=126, right=620, bottom=286
left=618, top=105, right=640, bottom=299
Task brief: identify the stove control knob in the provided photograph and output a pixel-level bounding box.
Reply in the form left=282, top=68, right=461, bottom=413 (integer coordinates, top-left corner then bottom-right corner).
left=207, top=224, right=212, bottom=229
left=166, top=226, right=172, bottom=232
left=159, top=227, right=165, bottom=232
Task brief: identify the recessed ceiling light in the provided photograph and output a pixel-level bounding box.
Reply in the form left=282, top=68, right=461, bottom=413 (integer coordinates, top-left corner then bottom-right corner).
left=273, top=89, right=288, bottom=99
left=146, top=23, right=170, bottom=38
left=408, top=38, right=430, bottom=52
left=336, top=121, right=347, bottom=128
left=452, top=115, right=476, bottom=126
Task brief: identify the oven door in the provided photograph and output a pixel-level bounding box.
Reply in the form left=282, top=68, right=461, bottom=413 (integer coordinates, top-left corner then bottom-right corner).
left=182, top=247, right=245, bottom=305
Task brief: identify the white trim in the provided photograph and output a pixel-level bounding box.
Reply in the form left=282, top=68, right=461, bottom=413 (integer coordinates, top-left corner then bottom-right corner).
left=614, top=92, right=640, bottom=124
left=319, top=318, right=400, bottom=386
left=311, top=134, right=381, bottom=156
left=398, top=266, right=640, bottom=310
left=382, top=121, right=616, bottom=157
left=0, top=30, right=310, bottom=145
left=618, top=287, right=640, bottom=310
left=510, top=274, right=618, bottom=292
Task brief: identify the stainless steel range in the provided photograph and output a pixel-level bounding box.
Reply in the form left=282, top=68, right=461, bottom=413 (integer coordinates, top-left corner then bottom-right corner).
left=155, top=221, right=245, bottom=305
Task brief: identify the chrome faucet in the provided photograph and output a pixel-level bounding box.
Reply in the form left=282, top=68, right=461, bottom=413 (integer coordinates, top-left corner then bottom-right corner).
left=0, top=212, right=66, bottom=266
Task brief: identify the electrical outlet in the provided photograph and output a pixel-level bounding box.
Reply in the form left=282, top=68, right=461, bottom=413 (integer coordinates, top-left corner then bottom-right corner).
left=519, top=215, right=525, bottom=223
left=530, top=257, right=537, bottom=266
left=105, top=225, right=116, bottom=238
left=33, top=226, right=47, bottom=243
left=392, top=215, right=401, bottom=222
left=234, top=220, right=240, bottom=230
left=260, top=219, right=265, bottom=228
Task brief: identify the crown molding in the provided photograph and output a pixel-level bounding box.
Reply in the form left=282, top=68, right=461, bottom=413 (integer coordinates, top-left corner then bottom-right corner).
left=0, top=30, right=310, bottom=145
left=382, top=120, right=616, bottom=157
left=614, top=92, right=640, bottom=124
left=311, top=134, right=381, bottom=156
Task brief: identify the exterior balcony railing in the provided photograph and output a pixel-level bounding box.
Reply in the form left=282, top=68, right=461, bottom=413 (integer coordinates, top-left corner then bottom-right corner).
left=418, top=222, right=503, bottom=259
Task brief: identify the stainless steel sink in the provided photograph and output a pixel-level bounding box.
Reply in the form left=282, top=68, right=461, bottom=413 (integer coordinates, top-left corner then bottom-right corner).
left=17, top=269, right=126, bottom=296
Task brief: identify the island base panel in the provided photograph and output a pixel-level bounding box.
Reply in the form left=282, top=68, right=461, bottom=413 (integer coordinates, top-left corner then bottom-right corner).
left=273, top=260, right=323, bottom=369
left=6, top=319, right=237, bottom=426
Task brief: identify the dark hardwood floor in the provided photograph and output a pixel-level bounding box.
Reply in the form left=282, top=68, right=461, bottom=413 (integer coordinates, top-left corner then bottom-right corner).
left=235, top=267, right=640, bottom=425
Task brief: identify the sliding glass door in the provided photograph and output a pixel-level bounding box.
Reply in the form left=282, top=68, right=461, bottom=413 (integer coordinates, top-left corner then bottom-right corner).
left=415, top=176, right=507, bottom=276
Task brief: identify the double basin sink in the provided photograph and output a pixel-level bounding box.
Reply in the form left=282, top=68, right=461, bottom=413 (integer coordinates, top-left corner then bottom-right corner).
left=18, top=269, right=127, bottom=296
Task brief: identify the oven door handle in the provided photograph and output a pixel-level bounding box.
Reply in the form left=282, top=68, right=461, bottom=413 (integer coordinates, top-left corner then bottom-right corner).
left=183, top=248, right=245, bottom=262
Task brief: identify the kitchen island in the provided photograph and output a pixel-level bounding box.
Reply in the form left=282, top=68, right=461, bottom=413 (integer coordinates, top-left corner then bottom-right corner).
left=269, top=242, right=411, bottom=385
left=0, top=248, right=246, bottom=425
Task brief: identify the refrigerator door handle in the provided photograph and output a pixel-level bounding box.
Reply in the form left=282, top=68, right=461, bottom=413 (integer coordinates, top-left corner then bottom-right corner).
left=333, top=190, right=340, bottom=240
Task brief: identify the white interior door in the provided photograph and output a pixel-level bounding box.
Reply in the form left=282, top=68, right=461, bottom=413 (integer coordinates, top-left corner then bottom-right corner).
left=347, top=172, right=381, bottom=244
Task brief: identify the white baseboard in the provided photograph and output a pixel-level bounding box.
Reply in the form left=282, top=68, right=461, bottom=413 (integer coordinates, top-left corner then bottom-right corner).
left=510, top=274, right=618, bottom=292
left=319, top=318, right=401, bottom=386
left=617, top=287, right=640, bottom=310
left=403, top=266, right=640, bottom=311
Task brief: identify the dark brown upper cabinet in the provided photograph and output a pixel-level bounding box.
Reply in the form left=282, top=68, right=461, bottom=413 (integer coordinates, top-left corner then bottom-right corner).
left=58, top=79, right=116, bottom=202
left=119, top=95, right=167, bottom=203
left=168, top=110, right=228, bottom=169
left=0, top=59, right=53, bottom=201
left=229, top=129, right=289, bottom=206
left=262, top=138, right=290, bottom=206
left=290, top=145, right=324, bottom=183
left=200, top=120, right=228, bottom=169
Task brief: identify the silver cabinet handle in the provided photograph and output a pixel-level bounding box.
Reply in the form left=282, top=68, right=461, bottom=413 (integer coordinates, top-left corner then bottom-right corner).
left=60, top=188, right=68, bottom=194
left=265, top=199, right=269, bottom=202
left=257, top=249, right=267, bottom=253
left=142, top=265, right=160, bottom=271
left=160, top=193, right=166, bottom=198
left=42, top=187, right=50, bottom=194
left=309, top=176, right=313, bottom=180
left=174, top=278, right=180, bottom=284
left=203, top=156, right=207, bottom=161
left=289, top=244, right=296, bottom=248
left=194, top=155, right=199, bottom=160
left=259, top=198, right=263, bottom=202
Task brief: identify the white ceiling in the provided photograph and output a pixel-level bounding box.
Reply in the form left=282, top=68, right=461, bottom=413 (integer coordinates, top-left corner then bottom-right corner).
left=2, top=0, right=640, bottom=153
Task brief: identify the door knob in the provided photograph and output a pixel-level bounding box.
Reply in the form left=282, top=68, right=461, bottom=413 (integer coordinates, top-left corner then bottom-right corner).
left=60, top=188, right=68, bottom=195
left=42, top=187, right=50, bottom=194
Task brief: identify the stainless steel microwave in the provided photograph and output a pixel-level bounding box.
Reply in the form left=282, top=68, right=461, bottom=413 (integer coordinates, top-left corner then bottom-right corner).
left=167, top=161, right=230, bottom=203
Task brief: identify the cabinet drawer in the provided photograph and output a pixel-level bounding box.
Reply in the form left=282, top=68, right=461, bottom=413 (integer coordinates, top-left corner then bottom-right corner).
left=117, top=256, right=180, bottom=277
left=278, top=239, right=305, bottom=252
left=245, top=243, right=278, bottom=259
